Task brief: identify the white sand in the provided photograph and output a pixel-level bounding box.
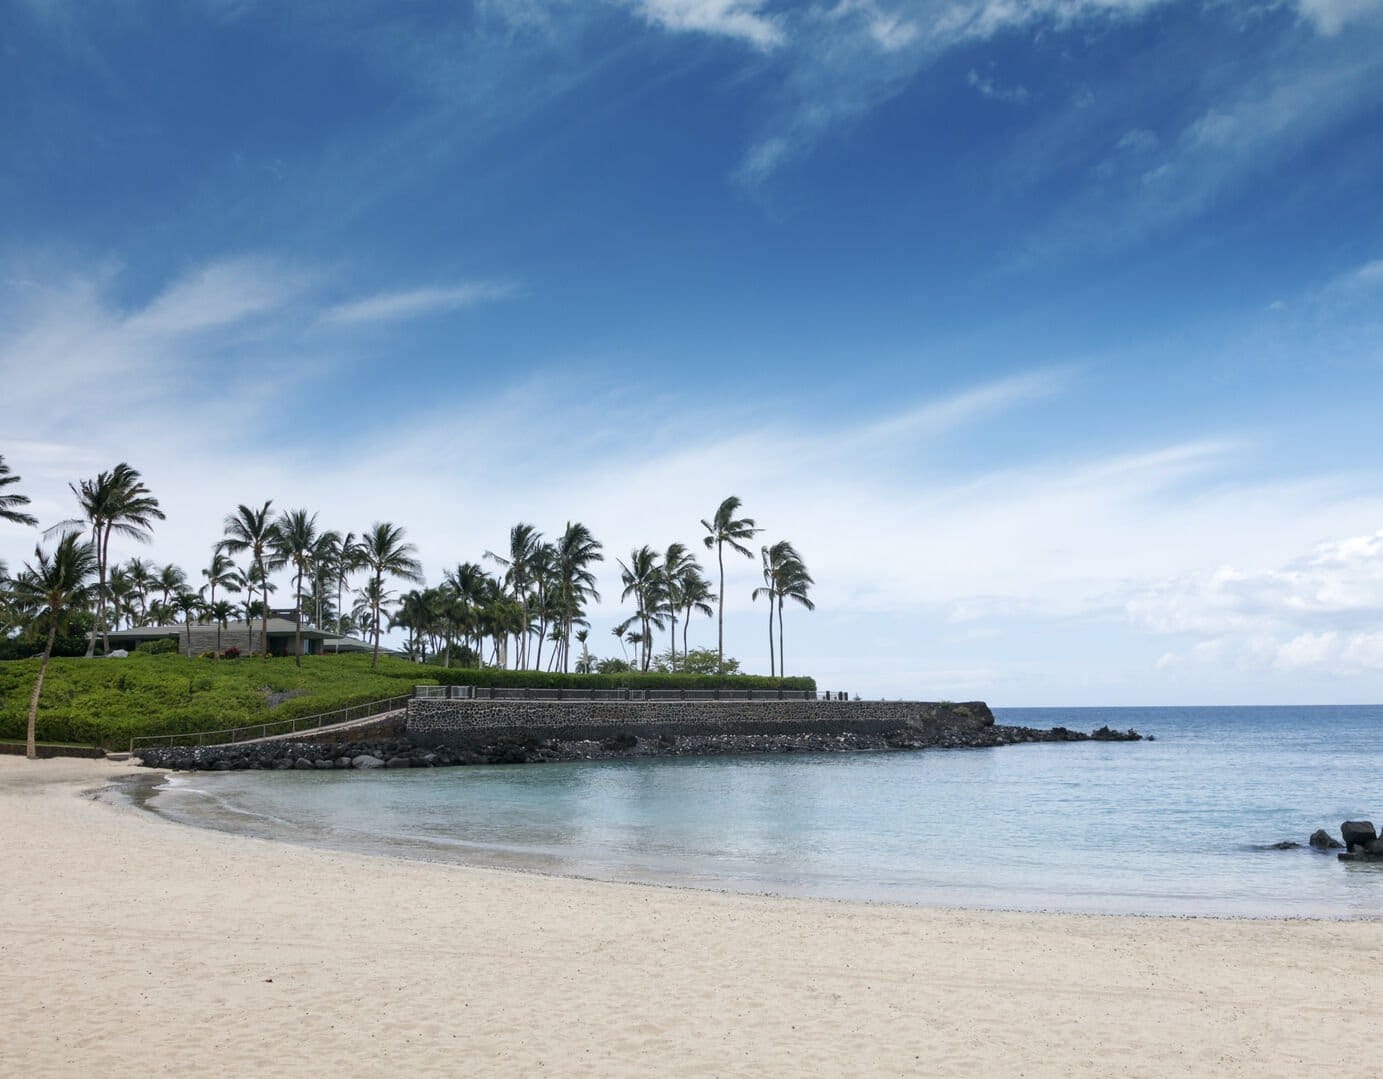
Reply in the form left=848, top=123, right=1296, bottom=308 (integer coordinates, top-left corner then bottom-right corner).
left=2, top=756, right=1381, bottom=1077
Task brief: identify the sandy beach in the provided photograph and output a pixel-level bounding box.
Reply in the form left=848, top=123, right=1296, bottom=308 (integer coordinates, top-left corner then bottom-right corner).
left=2, top=756, right=1381, bottom=1077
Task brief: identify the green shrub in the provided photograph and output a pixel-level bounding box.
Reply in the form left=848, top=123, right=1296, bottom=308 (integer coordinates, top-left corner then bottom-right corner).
left=135, top=638, right=179, bottom=655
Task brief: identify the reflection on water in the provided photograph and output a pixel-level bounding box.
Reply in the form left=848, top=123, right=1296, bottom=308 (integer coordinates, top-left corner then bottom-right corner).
left=124, top=705, right=1383, bottom=918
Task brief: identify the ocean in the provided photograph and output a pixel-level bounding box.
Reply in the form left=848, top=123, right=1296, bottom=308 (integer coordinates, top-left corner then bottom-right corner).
left=126, top=705, right=1383, bottom=918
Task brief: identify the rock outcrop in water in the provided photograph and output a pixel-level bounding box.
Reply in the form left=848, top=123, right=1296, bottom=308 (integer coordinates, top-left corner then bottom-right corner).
left=135, top=721, right=1142, bottom=772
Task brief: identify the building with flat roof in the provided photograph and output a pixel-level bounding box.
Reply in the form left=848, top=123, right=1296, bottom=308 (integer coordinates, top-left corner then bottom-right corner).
left=99, top=608, right=377, bottom=657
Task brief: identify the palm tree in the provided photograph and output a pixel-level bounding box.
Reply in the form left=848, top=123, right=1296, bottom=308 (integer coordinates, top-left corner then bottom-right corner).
left=171, top=591, right=203, bottom=654
left=677, top=563, right=715, bottom=662
left=10, top=534, right=97, bottom=758
left=124, top=557, right=153, bottom=623
left=200, top=550, right=240, bottom=608
left=52, top=463, right=164, bottom=656
left=107, top=564, right=134, bottom=631
left=700, top=496, right=760, bottom=673
left=309, top=530, right=343, bottom=630
left=775, top=548, right=815, bottom=677
left=661, top=542, right=698, bottom=668
left=574, top=628, right=593, bottom=673
left=0, top=454, right=38, bottom=527
left=444, top=561, right=489, bottom=664
left=358, top=522, right=423, bottom=668
left=156, top=563, right=187, bottom=607
left=485, top=523, right=543, bottom=669
left=329, top=530, right=362, bottom=637
left=208, top=599, right=235, bottom=656
left=271, top=508, right=319, bottom=668
left=618, top=545, right=666, bottom=672
left=753, top=540, right=809, bottom=677
left=220, top=502, right=276, bottom=659
left=553, top=522, right=603, bottom=672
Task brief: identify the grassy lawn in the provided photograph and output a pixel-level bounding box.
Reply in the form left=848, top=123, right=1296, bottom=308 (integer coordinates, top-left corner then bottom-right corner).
left=0, top=654, right=818, bottom=750
left=0, top=653, right=436, bottom=750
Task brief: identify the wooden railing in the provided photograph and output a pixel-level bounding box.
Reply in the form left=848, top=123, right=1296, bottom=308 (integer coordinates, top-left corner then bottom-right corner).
left=129, top=694, right=412, bottom=754
left=412, top=685, right=844, bottom=702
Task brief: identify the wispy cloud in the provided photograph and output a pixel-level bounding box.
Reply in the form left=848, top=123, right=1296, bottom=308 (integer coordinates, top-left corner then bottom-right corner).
left=321, top=282, right=517, bottom=326
left=622, top=0, right=785, bottom=49
left=967, top=69, right=1030, bottom=104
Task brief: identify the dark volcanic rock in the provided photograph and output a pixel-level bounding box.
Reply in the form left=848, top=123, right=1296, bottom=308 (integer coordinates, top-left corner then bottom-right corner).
left=351, top=754, right=384, bottom=769
left=1268, top=840, right=1302, bottom=850
left=1309, top=829, right=1344, bottom=850
left=1341, top=821, right=1377, bottom=851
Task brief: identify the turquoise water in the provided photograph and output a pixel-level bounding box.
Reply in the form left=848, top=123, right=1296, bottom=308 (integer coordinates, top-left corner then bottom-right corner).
left=134, top=706, right=1383, bottom=918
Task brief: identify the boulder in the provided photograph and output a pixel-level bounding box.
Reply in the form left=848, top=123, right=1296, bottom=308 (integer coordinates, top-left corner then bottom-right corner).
left=334, top=756, right=353, bottom=768
left=1309, top=829, right=1344, bottom=850
left=1268, top=840, right=1302, bottom=850
left=1367, top=838, right=1383, bottom=855
left=351, top=754, right=385, bottom=769
left=106, top=649, right=129, bottom=658
left=313, top=759, right=334, bottom=770
left=1341, top=821, right=1377, bottom=851
left=293, top=758, right=316, bottom=770
left=385, top=756, right=412, bottom=768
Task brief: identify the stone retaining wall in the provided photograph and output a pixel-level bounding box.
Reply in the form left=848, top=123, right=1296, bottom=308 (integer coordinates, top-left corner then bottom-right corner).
left=405, top=698, right=995, bottom=746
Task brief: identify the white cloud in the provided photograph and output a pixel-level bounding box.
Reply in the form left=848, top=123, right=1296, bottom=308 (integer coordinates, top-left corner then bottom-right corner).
left=967, top=68, right=1030, bottom=104
left=1295, top=0, right=1383, bottom=34
left=623, top=0, right=785, bottom=49
left=321, top=282, right=516, bottom=326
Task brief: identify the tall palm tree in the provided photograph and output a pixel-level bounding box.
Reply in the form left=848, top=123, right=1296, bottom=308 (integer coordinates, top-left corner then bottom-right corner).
left=775, top=548, right=815, bottom=677
left=752, top=545, right=781, bottom=677
left=271, top=508, right=320, bottom=668
left=618, top=546, right=666, bottom=672
left=309, top=529, right=343, bottom=630
left=700, top=496, right=760, bottom=673
left=200, top=550, right=239, bottom=608
left=359, top=522, right=423, bottom=668
left=329, top=530, right=362, bottom=638
left=171, top=591, right=203, bottom=655
left=0, top=454, right=38, bottom=527
left=661, top=542, right=697, bottom=668
left=124, top=557, right=153, bottom=623
left=52, top=463, right=164, bottom=656
left=444, top=561, right=490, bottom=665
left=678, top=566, right=715, bottom=661
left=220, top=502, right=276, bottom=659
left=10, top=534, right=97, bottom=758
left=554, top=522, right=603, bottom=672
left=485, top=523, right=543, bottom=669
left=107, top=564, right=134, bottom=631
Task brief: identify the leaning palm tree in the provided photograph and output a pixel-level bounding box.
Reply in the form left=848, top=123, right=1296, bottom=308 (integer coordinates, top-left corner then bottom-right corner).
left=10, top=534, right=97, bottom=758
left=219, top=501, right=276, bottom=659
left=271, top=508, right=320, bottom=668
left=700, top=496, right=760, bottom=673
left=358, top=522, right=423, bottom=668
left=51, top=462, right=164, bottom=656
left=0, top=454, right=38, bottom=527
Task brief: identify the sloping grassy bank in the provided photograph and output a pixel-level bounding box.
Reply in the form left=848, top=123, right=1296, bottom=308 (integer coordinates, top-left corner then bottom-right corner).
left=0, top=654, right=815, bottom=750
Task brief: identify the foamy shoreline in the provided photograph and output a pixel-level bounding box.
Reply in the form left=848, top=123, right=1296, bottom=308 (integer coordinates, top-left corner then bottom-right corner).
left=3, top=756, right=1381, bottom=1077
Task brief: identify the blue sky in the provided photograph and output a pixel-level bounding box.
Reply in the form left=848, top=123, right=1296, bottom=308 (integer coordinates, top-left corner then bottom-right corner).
left=3, top=0, right=1383, bottom=703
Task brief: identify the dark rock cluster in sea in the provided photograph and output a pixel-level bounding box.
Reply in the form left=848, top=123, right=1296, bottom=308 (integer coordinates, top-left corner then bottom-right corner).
left=134, top=721, right=1142, bottom=772
left=1328, top=820, right=1383, bottom=863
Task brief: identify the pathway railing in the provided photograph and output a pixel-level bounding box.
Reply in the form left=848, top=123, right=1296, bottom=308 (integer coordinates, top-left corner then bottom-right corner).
left=129, top=694, right=412, bottom=754
left=412, top=685, right=843, bottom=702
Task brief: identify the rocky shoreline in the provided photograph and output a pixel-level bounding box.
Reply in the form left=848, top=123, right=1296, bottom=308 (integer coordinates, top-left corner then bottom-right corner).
left=135, top=722, right=1142, bottom=771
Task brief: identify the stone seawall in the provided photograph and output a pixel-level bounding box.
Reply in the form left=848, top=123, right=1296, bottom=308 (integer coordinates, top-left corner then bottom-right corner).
left=405, top=698, right=996, bottom=747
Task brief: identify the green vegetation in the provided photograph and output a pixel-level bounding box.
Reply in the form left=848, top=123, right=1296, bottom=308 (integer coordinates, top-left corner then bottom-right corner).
left=0, top=652, right=815, bottom=749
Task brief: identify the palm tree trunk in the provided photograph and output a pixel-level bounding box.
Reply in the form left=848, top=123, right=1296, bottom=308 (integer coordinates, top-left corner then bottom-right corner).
left=682, top=604, right=691, bottom=659
left=85, top=527, right=103, bottom=658
left=28, top=623, right=58, bottom=759
left=294, top=565, right=303, bottom=668
left=767, top=597, right=775, bottom=678
left=371, top=570, right=382, bottom=669
left=778, top=596, right=785, bottom=678
left=716, top=542, right=725, bottom=673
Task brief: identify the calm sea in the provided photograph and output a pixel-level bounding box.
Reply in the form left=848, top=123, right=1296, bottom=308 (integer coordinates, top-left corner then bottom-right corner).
left=127, top=705, right=1383, bottom=918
